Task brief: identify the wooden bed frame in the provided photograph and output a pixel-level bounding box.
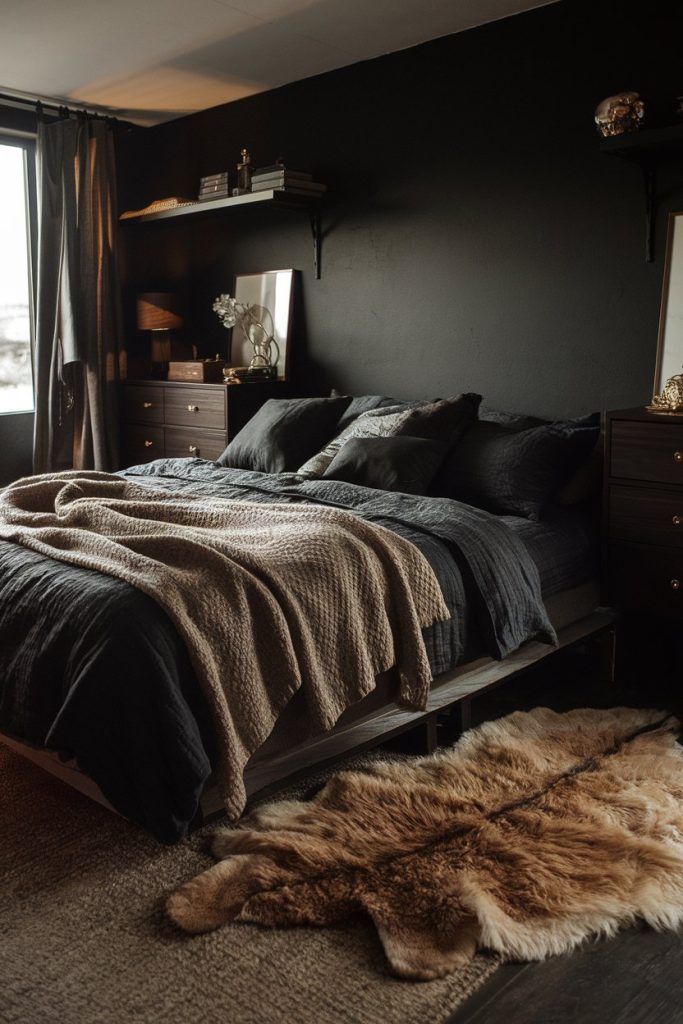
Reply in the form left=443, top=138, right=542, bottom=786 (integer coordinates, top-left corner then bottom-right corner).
left=0, top=593, right=618, bottom=831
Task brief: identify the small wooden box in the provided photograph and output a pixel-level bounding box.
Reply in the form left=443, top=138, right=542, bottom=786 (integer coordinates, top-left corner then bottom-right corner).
left=167, top=360, right=225, bottom=383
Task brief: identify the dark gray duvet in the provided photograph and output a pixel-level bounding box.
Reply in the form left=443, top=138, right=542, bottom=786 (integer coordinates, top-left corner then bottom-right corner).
left=0, top=459, right=595, bottom=841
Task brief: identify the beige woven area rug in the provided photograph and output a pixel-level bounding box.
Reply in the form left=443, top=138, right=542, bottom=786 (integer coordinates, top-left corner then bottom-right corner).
left=0, top=748, right=498, bottom=1024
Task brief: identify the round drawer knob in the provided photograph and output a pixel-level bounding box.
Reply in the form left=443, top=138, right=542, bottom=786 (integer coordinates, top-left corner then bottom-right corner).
left=143, top=401, right=153, bottom=409
left=188, top=404, right=199, bottom=412
left=188, top=445, right=199, bottom=456
left=674, top=515, right=682, bottom=526
left=144, top=440, right=154, bottom=448
left=671, top=579, right=681, bottom=591
left=675, top=451, right=683, bottom=463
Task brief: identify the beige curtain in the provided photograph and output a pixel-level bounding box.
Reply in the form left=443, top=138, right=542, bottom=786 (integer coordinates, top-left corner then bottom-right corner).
left=33, top=110, right=122, bottom=473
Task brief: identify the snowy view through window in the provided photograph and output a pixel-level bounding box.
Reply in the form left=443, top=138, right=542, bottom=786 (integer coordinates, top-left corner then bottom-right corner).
left=0, top=143, right=33, bottom=413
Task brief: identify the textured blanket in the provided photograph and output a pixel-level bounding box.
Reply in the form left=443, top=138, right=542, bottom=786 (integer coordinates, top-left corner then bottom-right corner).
left=168, top=707, right=683, bottom=980
left=0, top=471, right=449, bottom=817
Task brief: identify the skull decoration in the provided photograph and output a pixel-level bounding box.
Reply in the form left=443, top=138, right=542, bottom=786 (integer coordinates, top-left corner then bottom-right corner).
left=594, top=92, right=645, bottom=137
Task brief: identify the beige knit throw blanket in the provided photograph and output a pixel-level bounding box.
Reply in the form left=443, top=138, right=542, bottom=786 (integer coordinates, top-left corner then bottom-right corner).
left=0, top=472, right=449, bottom=817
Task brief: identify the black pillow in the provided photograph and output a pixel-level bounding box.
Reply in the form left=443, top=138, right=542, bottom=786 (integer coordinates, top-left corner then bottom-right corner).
left=393, top=393, right=482, bottom=442
left=217, top=396, right=351, bottom=474
left=323, top=436, right=448, bottom=494
left=432, top=414, right=600, bottom=520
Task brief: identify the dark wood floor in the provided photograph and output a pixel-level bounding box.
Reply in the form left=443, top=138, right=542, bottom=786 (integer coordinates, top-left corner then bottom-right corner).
left=436, top=614, right=683, bottom=1024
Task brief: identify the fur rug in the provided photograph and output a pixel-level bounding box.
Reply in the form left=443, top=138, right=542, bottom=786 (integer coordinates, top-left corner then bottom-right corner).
left=167, top=707, right=683, bottom=980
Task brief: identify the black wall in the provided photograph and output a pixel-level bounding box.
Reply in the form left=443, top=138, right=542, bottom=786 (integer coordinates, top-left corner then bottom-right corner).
left=103, top=3, right=683, bottom=417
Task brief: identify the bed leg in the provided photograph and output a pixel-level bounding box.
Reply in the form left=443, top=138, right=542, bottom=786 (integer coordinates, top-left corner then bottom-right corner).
left=457, top=699, right=472, bottom=734
left=425, top=713, right=438, bottom=753
left=598, top=625, right=618, bottom=685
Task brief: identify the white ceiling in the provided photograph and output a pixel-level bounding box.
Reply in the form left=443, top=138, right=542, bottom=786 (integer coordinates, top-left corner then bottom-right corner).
left=0, top=0, right=551, bottom=126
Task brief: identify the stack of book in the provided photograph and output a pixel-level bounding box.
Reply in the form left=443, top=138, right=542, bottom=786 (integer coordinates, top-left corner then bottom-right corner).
left=251, top=166, right=326, bottom=198
left=198, top=172, right=229, bottom=201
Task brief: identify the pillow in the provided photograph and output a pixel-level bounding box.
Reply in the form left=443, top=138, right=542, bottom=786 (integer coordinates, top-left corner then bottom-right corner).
left=217, top=396, right=351, bottom=474
left=297, top=394, right=480, bottom=479
left=432, top=414, right=600, bottom=520
left=394, top=393, right=482, bottom=441
left=479, top=406, right=547, bottom=431
left=297, top=404, right=415, bottom=478
left=330, top=391, right=404, bottom=432
left=322, top=436, right=448, bottom=494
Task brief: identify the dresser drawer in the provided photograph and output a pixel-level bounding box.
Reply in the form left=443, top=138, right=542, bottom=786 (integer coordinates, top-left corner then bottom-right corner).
left=610, top=421, right=683, bottom=485
left=608, top=484, right=683, bottom=548
left=608, top=542, right=683, bottom=619
left=165, top=387, right=226, bottom=430
left=122, top=424, right=164, bottom=466
left=164, top=427, right=226, bottom=462
left=123, top=384, right=164, bottom=425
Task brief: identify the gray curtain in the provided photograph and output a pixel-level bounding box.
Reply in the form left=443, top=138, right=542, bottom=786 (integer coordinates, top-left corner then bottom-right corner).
left=33, top=111, right=122, bottom=473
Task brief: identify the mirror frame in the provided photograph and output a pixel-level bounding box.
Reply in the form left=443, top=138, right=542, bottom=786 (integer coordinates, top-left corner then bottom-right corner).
left=653, top=210, right=683, bottom=398
left=230, top=269, right=297, bottom=381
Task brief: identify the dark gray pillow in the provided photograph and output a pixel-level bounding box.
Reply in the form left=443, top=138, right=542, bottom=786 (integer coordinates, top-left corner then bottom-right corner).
left=323, top=436, right=447, bottom=494
left=394, top=393, right=482, bottom=441
left=432, top=414, right=600, bottom=520
left=218, top=396, right=351, bottom=474
left=330, top=391, right=405, bottom=432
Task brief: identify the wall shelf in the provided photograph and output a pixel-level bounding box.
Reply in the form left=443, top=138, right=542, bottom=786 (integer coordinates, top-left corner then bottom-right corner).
left=120, top=189, right=323, bottom=278
left=600, top=123, right=683, bottom=263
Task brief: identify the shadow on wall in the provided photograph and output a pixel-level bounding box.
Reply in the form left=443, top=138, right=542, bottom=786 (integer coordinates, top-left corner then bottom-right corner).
left=0, top=413, right=33, bottom=485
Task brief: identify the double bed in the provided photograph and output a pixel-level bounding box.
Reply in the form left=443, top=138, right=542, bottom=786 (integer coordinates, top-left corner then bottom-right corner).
left=0, top=450, right=610, bottom=843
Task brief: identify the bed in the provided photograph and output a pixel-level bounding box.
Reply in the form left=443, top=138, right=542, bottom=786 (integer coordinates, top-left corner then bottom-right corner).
left=0, top=446, right=610, bottom=843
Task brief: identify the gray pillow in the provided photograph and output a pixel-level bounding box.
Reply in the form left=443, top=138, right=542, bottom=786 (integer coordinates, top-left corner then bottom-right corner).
left=297, top=404, right=415, bottom=478
left=218, top=396, right=351, bottom=474
left=432, top=414, right=600, bottom=520
left=330, top=392, right=405, bottom=432
left=323, top=436, right=448, bottom=494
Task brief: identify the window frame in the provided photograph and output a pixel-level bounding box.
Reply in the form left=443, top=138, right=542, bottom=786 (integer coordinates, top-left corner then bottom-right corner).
left=0, top=131, right=37, bottom=417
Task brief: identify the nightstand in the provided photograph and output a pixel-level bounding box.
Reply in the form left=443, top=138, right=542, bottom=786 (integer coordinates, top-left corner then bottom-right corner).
left=604, top=407, right=683, bottom=620
left=121, top=379, right=289, bottom=467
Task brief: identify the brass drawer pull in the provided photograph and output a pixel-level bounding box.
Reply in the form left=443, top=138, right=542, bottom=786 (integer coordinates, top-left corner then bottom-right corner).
left=143, top=401, right=154, bottom=409
left=188, top=445, right=199, bottom=456
left=674, top=515, right=682, bottom=526
left=671, top=579, right=681, bottom=591
left=188, top=404, right=199, bottom=413
left=144, top=440, right=154, bottom=448
left=675, top=451, right=683, bottom=463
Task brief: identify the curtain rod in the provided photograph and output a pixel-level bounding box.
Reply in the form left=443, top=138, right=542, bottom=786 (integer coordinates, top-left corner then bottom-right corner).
left=0, top=89, right=119, bottom=122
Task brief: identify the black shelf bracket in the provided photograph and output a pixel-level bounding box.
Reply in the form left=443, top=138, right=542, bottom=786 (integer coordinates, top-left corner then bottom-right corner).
left=642, top=163, right=657, bottom=263
left=600, top=123, right=683, bottom=264
left=310, top=208, right=322, bottom=279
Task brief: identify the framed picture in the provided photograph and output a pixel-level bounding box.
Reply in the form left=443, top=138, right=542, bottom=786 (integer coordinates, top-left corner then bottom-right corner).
left=231, top=269, right=297, bottom=380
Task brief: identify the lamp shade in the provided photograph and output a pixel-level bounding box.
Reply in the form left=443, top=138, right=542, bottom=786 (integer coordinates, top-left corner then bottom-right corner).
left=136, top=293, right=183, bottom=331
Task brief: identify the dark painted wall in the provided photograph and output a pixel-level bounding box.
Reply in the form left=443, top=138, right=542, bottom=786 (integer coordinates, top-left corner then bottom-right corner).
left=106, top=5, right=683, bottom=417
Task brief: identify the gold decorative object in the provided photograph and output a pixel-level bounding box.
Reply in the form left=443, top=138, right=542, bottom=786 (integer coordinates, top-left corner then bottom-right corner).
left=647, top=366, right=683, bottom=414
left=594, top=92, right=644, bottom=137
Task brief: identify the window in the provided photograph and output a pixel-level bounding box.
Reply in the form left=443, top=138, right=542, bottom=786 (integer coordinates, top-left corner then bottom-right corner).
left=0, top=136, right=35, bottom=413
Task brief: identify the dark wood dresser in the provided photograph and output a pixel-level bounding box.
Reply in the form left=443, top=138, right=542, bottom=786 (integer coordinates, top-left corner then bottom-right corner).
left=604, top=407, right=683, bottom=620
left=121, top=379, right=288, bottom=467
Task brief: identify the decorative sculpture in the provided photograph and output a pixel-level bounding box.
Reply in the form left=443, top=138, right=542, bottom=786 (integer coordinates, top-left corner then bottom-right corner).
left=594, top=92, right=645, bottom=137
left=648, top=366, right=683, bottom=413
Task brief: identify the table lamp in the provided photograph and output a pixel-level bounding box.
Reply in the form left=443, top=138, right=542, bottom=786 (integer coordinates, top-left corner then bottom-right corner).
left=136, top=292, right=183, bottom=378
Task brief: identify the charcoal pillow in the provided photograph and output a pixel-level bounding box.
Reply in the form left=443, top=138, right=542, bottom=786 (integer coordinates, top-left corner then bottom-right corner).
left=394, top=393, right=482, bottom=441
left=217, top=396, right=351, bottom=474
left=330, top=391, right=405, bottom=432
left=323, top=436, right=448, bottom=494
left=432, top=414, right=600, bottom=520
left=297, top=404, right=417, bottom=478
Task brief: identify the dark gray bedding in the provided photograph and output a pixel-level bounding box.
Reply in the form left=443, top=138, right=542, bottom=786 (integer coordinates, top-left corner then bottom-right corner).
left=0, top=459, right=594, bottom=842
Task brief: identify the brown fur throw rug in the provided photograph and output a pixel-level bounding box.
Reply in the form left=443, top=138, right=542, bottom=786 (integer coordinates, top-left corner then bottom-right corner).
left=167, top=707, right=683, bottom=980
